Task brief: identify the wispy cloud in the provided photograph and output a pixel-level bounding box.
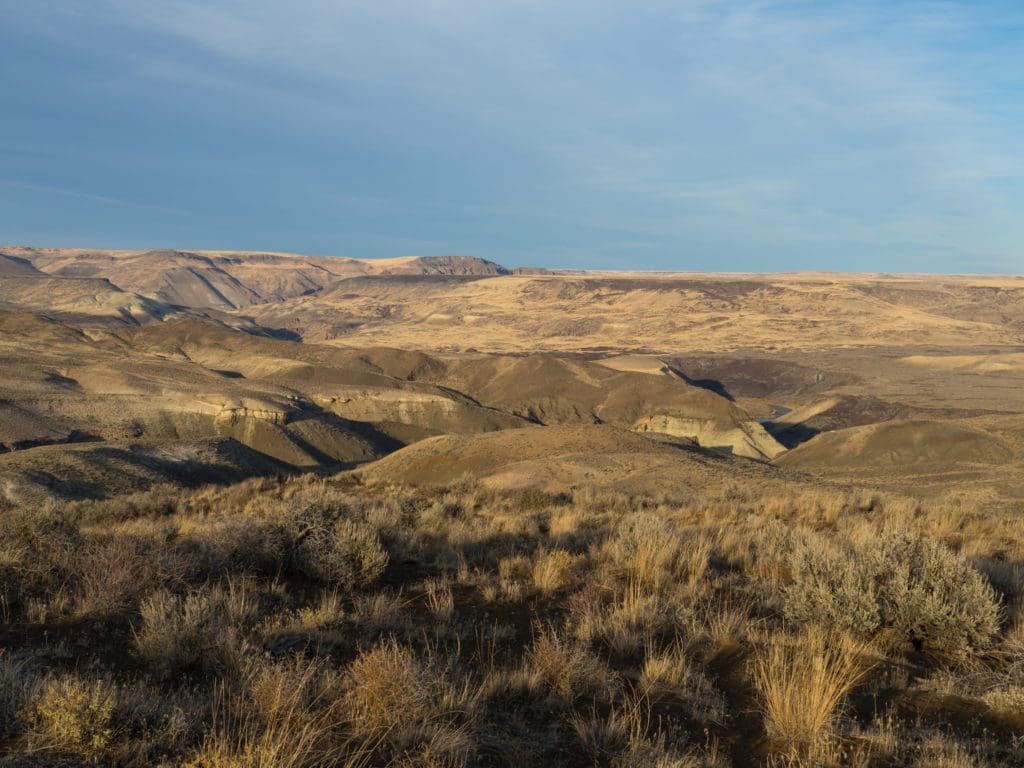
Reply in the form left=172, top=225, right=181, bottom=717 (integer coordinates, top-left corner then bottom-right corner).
left=1, top=0, right=1021, bottom=270
left=0, top=179, right=193, bottom=216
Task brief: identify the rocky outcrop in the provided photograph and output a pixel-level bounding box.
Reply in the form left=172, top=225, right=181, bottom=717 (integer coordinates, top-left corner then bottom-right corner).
left=399, top=255, right=509, bottom=276
left=215, top=406, right=290, bottom=426
left=319, top=388, right=526, bottom=436
left=633, top=414, right=786, bottom=461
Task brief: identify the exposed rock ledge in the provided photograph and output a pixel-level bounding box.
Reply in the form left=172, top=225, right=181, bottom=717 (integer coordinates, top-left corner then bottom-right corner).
left=215, top=407, right=291, bottom=426
left=633, top=414, right=786, bottom=461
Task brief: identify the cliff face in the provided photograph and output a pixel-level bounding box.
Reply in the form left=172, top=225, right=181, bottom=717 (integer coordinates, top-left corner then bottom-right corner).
left=633, top=414, right=786, bottom=461
left=215, top=406, right=290, bottom=426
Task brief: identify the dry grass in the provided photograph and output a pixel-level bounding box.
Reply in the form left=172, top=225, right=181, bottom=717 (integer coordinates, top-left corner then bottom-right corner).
left=73, top=532, right=171, bottom=617
left=0, top=652, right=27, bottom=741
left=531, top=548, right=585, bottom=595
left=2, top=476, right=1022, bottom=766
left=753, top=628, right=873, bottom=763
left=423, top=577, right=455, bottom=623
left=571, top=699, right=700, bottom=768
left=640, top=642, right=727, bottom=724
left=343, top=641, right=476, bottom=766
left=188, top=658, right=348, bottom=768
left=527, top=627, right=618, bottom=702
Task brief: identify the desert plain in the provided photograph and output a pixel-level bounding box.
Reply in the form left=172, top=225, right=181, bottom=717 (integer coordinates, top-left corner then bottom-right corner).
left=1, top=246, right=1023, bottom=767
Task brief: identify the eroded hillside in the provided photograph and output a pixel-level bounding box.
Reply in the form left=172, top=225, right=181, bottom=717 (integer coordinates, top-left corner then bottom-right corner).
left=1, top=248, right=1022, bottom=512
left=2, top=247, right=1024, bottom=768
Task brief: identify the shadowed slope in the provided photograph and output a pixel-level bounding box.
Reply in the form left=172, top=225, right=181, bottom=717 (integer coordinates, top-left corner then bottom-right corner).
left=0, top=437, right=293, bottom=506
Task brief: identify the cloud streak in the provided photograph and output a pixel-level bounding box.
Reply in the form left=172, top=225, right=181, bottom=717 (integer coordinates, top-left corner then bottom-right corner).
left=1, top=0, right=1021, bottom=271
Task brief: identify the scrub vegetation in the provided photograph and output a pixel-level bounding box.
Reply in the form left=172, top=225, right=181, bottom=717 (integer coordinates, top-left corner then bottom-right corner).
left=1, top=475, right=1020, bottom=767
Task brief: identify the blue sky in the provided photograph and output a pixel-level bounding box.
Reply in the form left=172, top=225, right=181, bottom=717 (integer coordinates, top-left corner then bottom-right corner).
left=1, top=1, right=1022, bottom=272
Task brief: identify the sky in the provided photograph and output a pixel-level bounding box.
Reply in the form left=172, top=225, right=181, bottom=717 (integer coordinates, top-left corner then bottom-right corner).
left=1, top=1, right=1022, bottom=272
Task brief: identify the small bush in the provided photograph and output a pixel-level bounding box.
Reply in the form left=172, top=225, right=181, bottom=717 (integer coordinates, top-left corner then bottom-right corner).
left=74, top=532, right=172, bottom=617
left=343, top=641, right=475, bottom=766
left=345, top=641, right=433, bottom=735
left=601, top=513, right=681, bottom=591
left=785, top=531, right=1001, bottom=661
left=134, top=586, right=247, bottom=676
left=249, top=494, right=388, bottom=587
left=182, top=515, right=288, bottom=577
left=784, top=537, right=880, bottom=637
left=297, top=517, right=388, bottom=588
left=24, top=675, right=117, bottom=762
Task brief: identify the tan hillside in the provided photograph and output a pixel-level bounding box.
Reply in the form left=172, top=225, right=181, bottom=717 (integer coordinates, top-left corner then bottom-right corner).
left=9, top=248, right=1021, bottom=352
left=0, top=274, right=174, bottom=324
left=775, top=418, right=1016, bottom=469
left=8, top=247, right=510, bottom=309
left=357, top=423, right=778, bottom=494
left=0, top=252, right=44, bottom=276
left=3, top=247, right=1024, bottom=768
left=0, top=252, right=1022, bottom=510
left=242, top=271, right=1024, bottom=353
left=0, top=436, right=292, bottom=505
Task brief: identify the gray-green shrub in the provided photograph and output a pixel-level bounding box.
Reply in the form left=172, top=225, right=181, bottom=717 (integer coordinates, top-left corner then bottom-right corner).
left=134, top=586, right=246, bottom=676
left=785, top=530, right=1000, bottom=661
left=292, top=511, right=388, bottom=589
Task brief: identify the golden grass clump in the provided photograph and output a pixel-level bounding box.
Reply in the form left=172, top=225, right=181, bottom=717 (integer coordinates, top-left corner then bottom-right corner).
left=344, top=641, right=434, bottom=736
left=640, top=642, right=727, bottom=724
left=531, top=547, right=585, bottom=595
left=753, top=627, right=872, bottom=763
left=423, top=577, right=455, bottom=623
left=601, top=513, right=682, bottom=591
left=527, top=627, right=618, bottom=702
left=343, top=641, right=475, bottom=766
left=187, top=657, right=346, bottom=768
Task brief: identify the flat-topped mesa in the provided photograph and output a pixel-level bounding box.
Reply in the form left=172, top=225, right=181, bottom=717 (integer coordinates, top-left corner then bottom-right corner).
left=397, top=255, right=509, bottom=276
